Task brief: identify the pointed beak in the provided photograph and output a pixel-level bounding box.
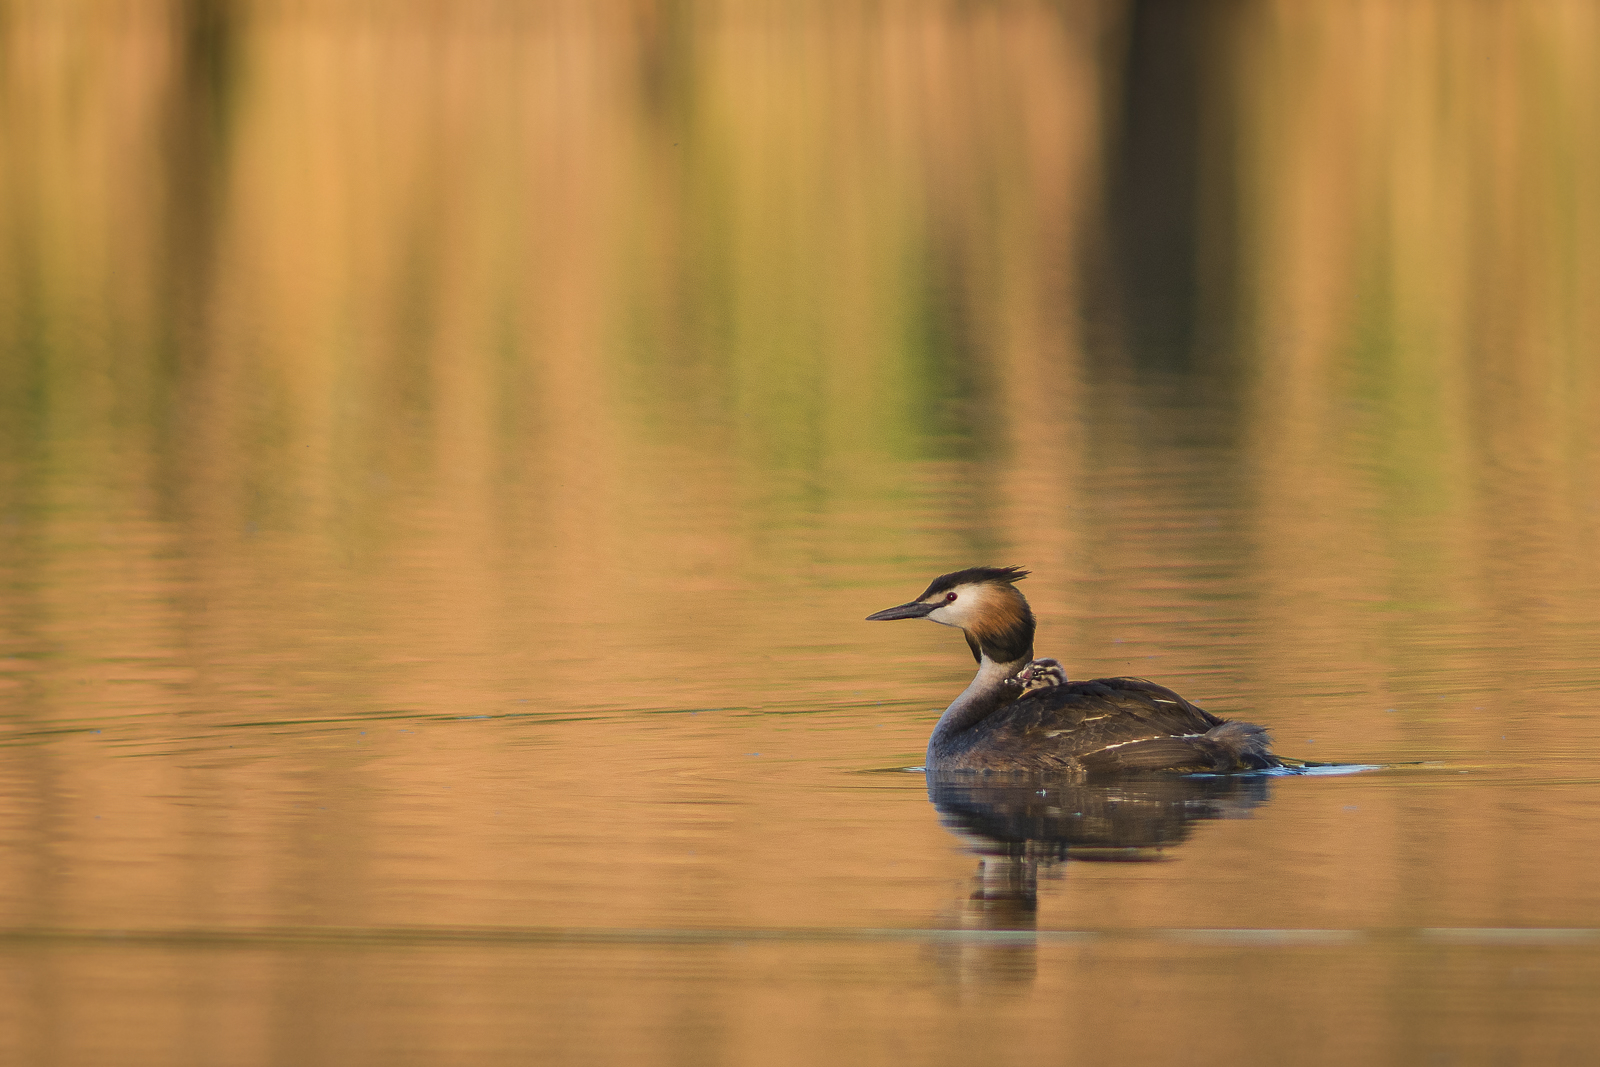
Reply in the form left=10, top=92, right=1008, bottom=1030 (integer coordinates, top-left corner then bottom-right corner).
left=866, top=600, right=935, bottom=621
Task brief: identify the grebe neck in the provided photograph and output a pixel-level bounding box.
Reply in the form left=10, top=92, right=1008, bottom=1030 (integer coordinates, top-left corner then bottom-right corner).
left=926, top=649, right=1032, bottom=765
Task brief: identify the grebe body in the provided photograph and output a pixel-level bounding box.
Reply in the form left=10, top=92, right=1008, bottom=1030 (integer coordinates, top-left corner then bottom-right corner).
left=867, top=567, right=1283, bottom=775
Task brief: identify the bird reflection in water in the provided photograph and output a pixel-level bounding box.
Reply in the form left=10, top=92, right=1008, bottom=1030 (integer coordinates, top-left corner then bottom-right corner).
left=925, top=772, right=1274, bottom=987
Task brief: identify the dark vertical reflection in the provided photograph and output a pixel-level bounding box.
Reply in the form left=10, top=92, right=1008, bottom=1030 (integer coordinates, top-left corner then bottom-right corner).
left=622, top=1, right=727, bottom=454
left=1107, top=0, right=1204, bottom=366
left=155, top=0, right=240, bottom=517
left=1096, top=0, right=1243, bottom=381
left=1084, top=0, right=1254, bottom=425
left=634, top=0, right=697, bottom=125
left=163, top=0, right=239, bottom=314
left=1071, top=0, right=1257, bottom=661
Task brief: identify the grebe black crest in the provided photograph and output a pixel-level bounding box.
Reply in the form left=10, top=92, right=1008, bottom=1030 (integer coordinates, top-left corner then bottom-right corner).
left=867, top=567, right=1285, bottom=775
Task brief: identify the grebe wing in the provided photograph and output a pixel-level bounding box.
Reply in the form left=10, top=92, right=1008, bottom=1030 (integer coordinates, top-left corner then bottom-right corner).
left=969, top=677, right=1273, bottom=772
left=1009, top=676, right=1223, bottom=736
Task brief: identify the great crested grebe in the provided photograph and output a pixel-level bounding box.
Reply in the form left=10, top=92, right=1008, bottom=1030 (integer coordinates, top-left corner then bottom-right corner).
left=868, top=567, right=1286, bottom=775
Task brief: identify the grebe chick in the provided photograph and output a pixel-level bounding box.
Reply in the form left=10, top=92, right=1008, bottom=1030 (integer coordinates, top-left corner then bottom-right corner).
left=867, top=567, right=1284, bottom=775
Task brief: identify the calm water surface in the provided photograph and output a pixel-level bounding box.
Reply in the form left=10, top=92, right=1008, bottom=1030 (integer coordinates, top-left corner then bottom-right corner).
left=3, top=2, right=1600, bottom=1065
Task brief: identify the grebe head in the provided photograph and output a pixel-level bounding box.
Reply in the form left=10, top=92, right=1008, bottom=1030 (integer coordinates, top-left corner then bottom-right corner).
left=866, top=566, right=1035, bottom=663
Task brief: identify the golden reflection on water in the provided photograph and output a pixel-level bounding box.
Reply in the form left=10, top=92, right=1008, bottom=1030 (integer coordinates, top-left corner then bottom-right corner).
left=2, top=0, right=1600, bottom=1063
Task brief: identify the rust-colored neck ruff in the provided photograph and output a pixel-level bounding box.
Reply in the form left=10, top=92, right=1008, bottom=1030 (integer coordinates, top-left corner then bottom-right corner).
left=960, top=581, right=1035, bottom=665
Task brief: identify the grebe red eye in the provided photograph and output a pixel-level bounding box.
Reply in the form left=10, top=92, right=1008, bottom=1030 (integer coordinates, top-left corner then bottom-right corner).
left=945, top=592, right=957, bottom=603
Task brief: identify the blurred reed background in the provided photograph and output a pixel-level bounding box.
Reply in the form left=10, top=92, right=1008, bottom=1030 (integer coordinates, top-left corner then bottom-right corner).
left=3, top=0, right=1594, bottom=731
